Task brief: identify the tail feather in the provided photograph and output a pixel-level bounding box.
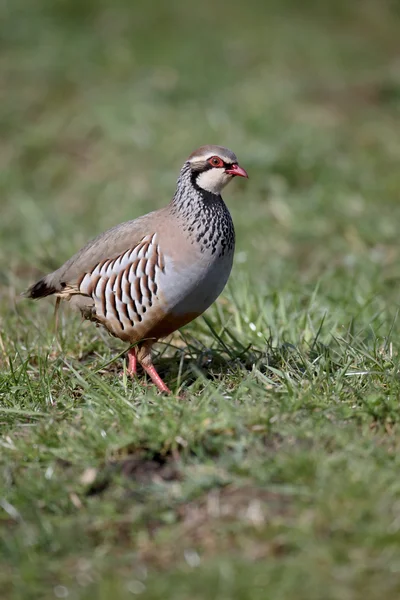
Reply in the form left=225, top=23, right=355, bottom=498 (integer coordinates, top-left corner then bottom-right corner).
left=24, top=277, right=57, bottom=299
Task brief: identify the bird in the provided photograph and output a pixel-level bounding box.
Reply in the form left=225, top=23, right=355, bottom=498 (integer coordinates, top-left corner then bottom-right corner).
left=25, top=145, right=248, bottom=394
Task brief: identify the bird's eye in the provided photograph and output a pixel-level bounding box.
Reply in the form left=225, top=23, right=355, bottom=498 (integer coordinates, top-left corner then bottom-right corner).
left=208, top=156, right=224, bottom=168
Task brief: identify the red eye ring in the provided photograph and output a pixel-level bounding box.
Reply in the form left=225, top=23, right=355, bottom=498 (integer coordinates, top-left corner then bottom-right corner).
left=208, top=156, right=224, bottom=168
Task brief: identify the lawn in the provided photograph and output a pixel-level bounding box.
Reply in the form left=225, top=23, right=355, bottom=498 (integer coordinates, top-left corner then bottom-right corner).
left=2, top=0, right=400, bottom=598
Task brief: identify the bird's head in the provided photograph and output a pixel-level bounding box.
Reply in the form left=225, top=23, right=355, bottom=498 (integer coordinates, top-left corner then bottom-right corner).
left=187, top=145, right=248, bottom=195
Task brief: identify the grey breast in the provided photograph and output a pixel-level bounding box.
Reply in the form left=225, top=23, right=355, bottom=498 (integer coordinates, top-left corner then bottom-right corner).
left=162, top=200, right=235, bottom=317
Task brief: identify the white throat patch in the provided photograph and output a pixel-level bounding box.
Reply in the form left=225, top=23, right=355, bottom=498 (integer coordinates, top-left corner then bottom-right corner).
left=196, top=168, right=232, bottom=194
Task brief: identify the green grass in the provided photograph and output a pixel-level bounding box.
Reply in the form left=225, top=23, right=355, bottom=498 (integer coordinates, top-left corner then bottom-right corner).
left=2, top=0, right=400, bottom=597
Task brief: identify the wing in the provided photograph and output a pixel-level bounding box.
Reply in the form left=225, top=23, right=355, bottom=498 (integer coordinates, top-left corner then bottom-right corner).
left=27, top=211, right=164, bottom=299
left=63, top=233, right=166, bottom=337
left=53, top=212, right=160, bottom=286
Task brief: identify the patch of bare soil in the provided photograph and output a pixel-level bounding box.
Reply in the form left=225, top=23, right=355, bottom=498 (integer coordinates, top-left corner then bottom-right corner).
left=138, top=484, right=293, bottom=569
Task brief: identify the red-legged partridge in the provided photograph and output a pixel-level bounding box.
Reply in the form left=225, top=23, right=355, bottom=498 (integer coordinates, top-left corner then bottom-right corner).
left=26, top=145, right=248, bottom=393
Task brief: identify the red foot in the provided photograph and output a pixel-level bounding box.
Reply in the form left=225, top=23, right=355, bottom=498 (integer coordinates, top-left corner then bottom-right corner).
left=142, top=363, right=172, bottom=394
left=127, top=348, right=137, bottom=375
left=126, top=348, right=171, bottom=394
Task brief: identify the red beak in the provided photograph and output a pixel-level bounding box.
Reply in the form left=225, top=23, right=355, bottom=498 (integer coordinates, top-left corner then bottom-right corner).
left=225, top=163, right=249, bottom=178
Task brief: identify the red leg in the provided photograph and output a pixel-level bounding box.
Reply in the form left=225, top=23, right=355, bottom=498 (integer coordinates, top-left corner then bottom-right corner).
left=126, top=348, right=137, bottom=376
left=142, top=363, right=172, bottom=394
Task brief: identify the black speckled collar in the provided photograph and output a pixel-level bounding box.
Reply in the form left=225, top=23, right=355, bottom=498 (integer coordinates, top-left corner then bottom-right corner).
left=170, top=163, right=235, bottom=257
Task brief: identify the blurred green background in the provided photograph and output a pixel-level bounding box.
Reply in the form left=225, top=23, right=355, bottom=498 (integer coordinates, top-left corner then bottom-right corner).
left=2, top=1, right=400, bottom=599
left=3, top=0, right=400, bottom=285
